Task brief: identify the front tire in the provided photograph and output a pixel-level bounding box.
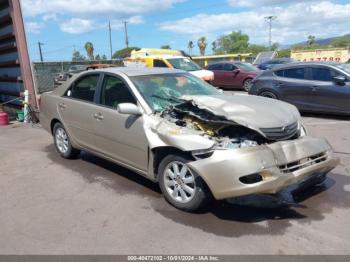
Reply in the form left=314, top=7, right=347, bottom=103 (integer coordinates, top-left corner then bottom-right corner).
left=53, top=122, right=80, bottom=159
left=243, top=78, right=253, bottom=92
left=158, top=154, right=210, bottom=212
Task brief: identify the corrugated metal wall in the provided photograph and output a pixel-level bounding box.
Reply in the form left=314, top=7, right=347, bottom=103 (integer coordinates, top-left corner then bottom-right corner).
left=0, top=0, right=36, bottom=108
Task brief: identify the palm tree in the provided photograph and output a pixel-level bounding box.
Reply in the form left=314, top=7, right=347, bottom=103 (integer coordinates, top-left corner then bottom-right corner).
left=197, top=37, right=207, bottom=56
left=187, top=40, right=194, bottom=55
left=84, top=42, right=94, bottom=60
left=307, top=35, right=316, bottom=46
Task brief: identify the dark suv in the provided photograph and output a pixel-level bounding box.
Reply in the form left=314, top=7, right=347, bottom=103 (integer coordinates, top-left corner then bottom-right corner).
left=249, top=62, right=350, bottom=115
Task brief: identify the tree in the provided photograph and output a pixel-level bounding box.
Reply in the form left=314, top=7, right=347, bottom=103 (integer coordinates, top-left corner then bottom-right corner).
left=307, top=35, right=316, bottom=46
left=187, top=41, right=194, bottom=55
left=247, top=44, right=268, bottom=55
left=211, top=41, right=217, bottom=52
left=84, top=42, right=94, bottom=60
left=197, top=36, right=207, bottom=56
left=101, top=54, right=107, bottom=60
left=271, top=42, right=279, bottom=51
left=95, top=54, right=101, bottom=60
left=212, top=31, right=249, bottom=54
left=160, top=45, right=171, bottom=49
left=331, top=35, right=350, bottom=48
left=277, top=48, right=291, bottom=58
left=72, top=51, right=86, bottom=62
left=112, top=47, right=140, bottom=59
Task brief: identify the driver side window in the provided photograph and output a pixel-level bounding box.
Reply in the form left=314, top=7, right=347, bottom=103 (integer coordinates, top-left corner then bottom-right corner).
left=99, top=75, right=136, bottom=108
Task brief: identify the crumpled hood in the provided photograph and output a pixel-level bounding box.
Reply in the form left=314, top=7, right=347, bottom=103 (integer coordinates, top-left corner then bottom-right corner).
left=181, top=94, right=301, bottom=129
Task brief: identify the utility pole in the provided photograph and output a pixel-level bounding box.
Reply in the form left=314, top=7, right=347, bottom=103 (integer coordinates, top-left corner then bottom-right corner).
left=38, top=42, right=44, bottom=62
left=108, top=20, right=113, bottom=59
left=123, top=21, right=129, bottom=48
left=264, top=16, right=277, bottom=50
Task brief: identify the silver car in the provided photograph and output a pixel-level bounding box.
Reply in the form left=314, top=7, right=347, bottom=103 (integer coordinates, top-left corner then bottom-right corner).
left=40, top=67, right=339, bottom=211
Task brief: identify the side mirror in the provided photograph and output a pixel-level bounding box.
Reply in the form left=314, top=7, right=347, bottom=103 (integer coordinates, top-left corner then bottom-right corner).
left=117, top=103, right=142, bottom=116
left=333, top=75, right=346, bottom=85
left=232, top=69, right=241, bottom=74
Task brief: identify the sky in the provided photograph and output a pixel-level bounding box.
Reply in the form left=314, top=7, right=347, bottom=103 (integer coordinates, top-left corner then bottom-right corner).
left=21, top=0, right=350, bottom=62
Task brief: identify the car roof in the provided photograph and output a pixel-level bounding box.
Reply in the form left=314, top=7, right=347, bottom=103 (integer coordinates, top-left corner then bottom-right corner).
left=271, top=61, right=343, bottom=70
left=208, top=61, right=248, bottom=65
left=94, top=66, right=186, bottom=76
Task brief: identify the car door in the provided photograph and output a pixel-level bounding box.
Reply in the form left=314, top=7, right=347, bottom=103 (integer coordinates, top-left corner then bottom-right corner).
left=273, top=67, right=314, bottom=110
left=308, top=66, right=350, bottom=114
left=92, top=73, right=149, bottom=172
left=222, top=63, right=240, bottom=86
left=208, top=64, right=224, bottom=86
left=58, top=73, right=101, bottom=150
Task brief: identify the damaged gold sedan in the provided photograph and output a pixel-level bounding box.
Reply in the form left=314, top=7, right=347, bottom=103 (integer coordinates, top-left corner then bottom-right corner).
left=40, top=67, right=339, bottom=211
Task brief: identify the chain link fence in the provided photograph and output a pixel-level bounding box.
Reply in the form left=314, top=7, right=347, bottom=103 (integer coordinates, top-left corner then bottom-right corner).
left=32, top=60, right=123, bottom=93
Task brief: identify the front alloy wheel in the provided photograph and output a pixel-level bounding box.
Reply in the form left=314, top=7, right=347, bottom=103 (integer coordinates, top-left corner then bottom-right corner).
left=158, top=155, right=210, bottom=212
left=164, top=161, right=196, bottom=204
left=243, top=78, right=253, bottom=92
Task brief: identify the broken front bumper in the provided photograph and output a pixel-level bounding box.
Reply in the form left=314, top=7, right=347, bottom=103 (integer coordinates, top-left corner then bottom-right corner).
left=187, top=136, right=339, bottom=200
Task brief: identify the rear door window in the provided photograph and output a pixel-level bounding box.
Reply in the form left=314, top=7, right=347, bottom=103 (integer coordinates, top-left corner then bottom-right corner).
left=67, top=74, right=99, bottom=102
left=282, top=68, right=305, bottom=79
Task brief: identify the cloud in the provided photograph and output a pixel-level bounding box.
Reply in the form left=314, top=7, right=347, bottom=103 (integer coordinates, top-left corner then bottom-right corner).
left=42, top=13, right=58, bottom=22
left=229, top=0, right=316, bottom=7
left=159, top=1, right=350, bottom=45
left=59, top=18, right=95, bottom=34
left=25, top=22, right=44, bottom=34
left=21, top=0, right=184, bottom=17
left=110, top=16, right=144, bottom=30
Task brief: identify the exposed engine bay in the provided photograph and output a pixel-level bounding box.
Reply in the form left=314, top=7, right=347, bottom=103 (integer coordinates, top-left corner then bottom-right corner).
left=159, top=101, right=300, bottom=150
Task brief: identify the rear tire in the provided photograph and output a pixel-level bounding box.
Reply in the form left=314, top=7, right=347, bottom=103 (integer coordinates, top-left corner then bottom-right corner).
left=53, top=122, right=80, bottom=159
left=259, top=90, right=278, bottom=99
left=158, top=154, right=210, bottom=212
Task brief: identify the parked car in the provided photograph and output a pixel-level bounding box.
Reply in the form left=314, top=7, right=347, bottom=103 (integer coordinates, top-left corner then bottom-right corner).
left=258, top=58, right=296, bottom=70
left=206, top=62, right=260, bottom=91
left=249, top=62, right=350, bottom=115
left=40, top=67, right=338, bottom=211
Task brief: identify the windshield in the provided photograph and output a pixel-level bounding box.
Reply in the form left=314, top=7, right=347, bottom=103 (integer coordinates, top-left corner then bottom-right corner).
left=131, top=73, right=220, bottom=112
left=236, top=62, right=259, bottom=72
left=334, top=63, right=350, bottom=75
left=167, top=58, right=202, bottom=72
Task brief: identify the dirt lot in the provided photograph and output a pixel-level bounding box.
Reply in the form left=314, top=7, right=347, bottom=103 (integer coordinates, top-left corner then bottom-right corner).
left=1, top=113, right=350, bottom=255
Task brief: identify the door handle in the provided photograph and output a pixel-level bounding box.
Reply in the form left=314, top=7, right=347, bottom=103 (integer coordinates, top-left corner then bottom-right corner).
left=93, top=113, right=104, bottom=120
left=58, top=103, right=66, bottom=109
left=310, top=86, right=318, bottom=92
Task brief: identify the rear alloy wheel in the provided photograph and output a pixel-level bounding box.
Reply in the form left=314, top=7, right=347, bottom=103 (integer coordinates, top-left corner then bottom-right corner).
left=259, top=91, right=278, bottom=99
left=158, top=155, right=210, bottom=212
left=53, top=122, right=80, bottom=159
left=243, top=78, right=253, bottom=92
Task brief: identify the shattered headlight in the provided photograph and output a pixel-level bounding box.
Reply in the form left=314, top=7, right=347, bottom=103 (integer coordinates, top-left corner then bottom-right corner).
left=217, top=139, right=258, bottom=150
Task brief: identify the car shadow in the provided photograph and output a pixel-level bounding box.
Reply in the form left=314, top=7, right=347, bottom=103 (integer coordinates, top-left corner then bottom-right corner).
left=45, top=144, right=350, bottom=237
